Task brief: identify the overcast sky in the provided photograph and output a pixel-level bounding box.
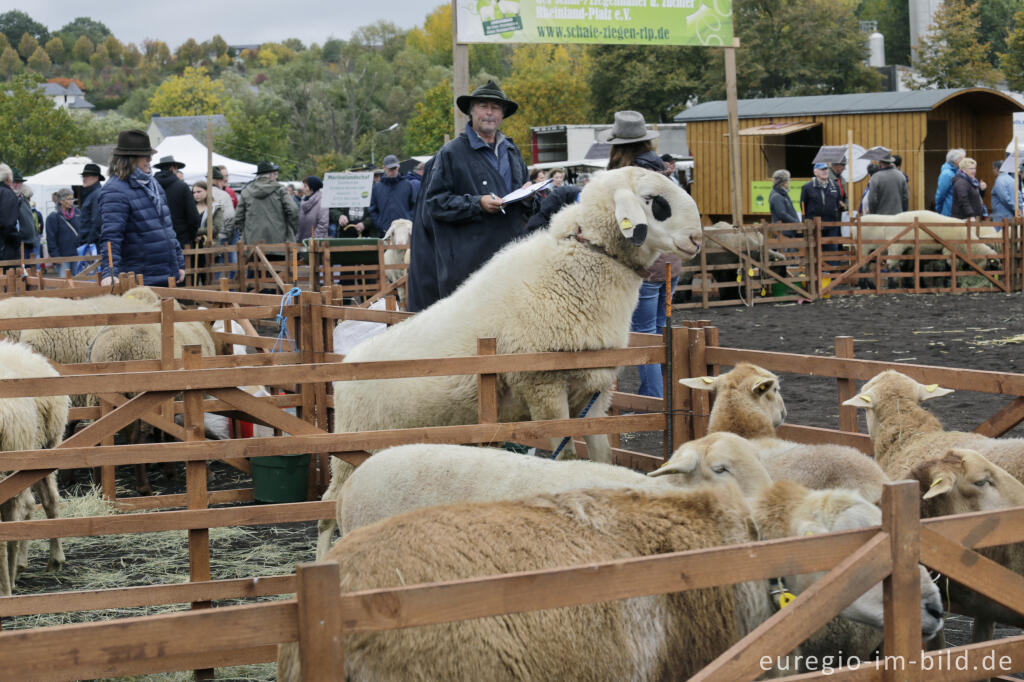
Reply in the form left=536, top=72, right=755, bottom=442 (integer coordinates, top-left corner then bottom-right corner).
left=24, top=1, right=435, bottom=48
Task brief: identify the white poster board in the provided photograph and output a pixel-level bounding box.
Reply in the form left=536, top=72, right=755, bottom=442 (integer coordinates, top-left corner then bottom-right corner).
left=323, top=172, right=373, bottom=208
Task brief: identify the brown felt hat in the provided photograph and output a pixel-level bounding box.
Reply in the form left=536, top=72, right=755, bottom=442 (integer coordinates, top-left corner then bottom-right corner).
left=113, top=129, right=157, bottom=156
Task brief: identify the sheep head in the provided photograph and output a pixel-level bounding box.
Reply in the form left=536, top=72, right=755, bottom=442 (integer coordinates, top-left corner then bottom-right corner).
left=842, top=370, right=953, bottom=438
left=914, top=448, right=1024, bottom=512
left=555, top=167, right=701, bottom=270
left=383, top=219, right=413, bottom=245
left=679, top=363, right=787, bottom=437
left=648, top=432, right=773, bottom=497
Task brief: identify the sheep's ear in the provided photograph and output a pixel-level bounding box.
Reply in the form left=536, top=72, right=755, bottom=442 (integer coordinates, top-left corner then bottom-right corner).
left=916, top=382, right=954, bottom=402
left=679, top=376, right=717, bottom=391
left=649, top=446, right=699, bottom=477
left=922, top=475, right=953, bottom=500
left=382, top=224, right=394, bottom=241
left=751, top=378, right=774, bottom=395
left=842, top=392, right=875, bottom=408
left=613, top=187, right=648, bottom=245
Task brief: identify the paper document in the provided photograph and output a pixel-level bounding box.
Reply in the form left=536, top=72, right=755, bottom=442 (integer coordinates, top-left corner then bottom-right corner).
left=501, top=178, right=553, bottom=205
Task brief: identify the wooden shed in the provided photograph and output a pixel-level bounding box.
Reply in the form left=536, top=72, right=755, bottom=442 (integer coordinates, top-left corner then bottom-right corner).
left=674, top=88, right=1023, bottom=222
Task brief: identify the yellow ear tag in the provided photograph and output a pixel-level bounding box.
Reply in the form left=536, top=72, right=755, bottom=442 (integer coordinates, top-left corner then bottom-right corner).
left=760, top=287, right=767, bottom=296
left=859, top=394, right=872, bottom=403
left=701, top=376, right=715, bottom=384
left=620, top=218, right=633, bottom=233
left=804, top=530, right=814, bottom=536
left=747, top=267, right=755, bottom=277
left=125, top=294, right=136, bottom=300
left=736, top=273, right=742, bottom=282
left=929, top=476, right=943, bottom=489
left=778, top=591, right=797, bottom=608
left=925, top=384, right=939, bottom=392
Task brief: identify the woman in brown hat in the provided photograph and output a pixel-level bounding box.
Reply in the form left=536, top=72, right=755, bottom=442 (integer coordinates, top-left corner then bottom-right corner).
left=98, top=130, right=184, bottom=285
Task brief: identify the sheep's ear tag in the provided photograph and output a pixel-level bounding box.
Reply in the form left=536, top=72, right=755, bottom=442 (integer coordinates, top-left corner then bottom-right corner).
left=747, top=267, right=755, bottom=277
left=925, top=384, right=939, bottom=393
left=760, top=286, right=767, bottom=296
left=735, top=272, right=742, bottom=283
left=929, top=476, right=943, bottom=489
left=700, top=376, right=715, bottom=385
left=125, top=294, right=136, bottom=300
left=778, top=591, right=797, bottom=608
left=619, top=218, right=634, bottom=235
left=858, top=394, right=872, bottom=403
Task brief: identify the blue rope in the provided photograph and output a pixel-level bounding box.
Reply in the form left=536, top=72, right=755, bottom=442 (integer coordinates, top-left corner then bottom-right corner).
left=271, top=287, right=303, bottom=353
left=550, top=391, right=602, bottom=459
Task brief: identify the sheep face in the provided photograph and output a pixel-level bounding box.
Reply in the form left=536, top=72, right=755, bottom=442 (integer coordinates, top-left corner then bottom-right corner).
left=680, top=363, right=787, bottom=432
left=577, top=167, right=701, bottom=265
left=842, top=370, right=953, bottom=437
left=383, top=219, right=413, bottom=246
left=915, top=448, right=1024, bottom=513
left=648, top=432, right=773, bottom=497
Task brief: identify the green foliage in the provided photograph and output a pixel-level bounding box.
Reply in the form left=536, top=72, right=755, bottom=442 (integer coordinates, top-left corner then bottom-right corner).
left=1002, top=9, right=1024, bottom=89
left=70, top=110, right=147, bottom=146
left=0, top=11, right=48, bottom=47
left=89, top=44, right=110, bottom=71
left=406, top=4, right=451, bottom=64
left=589, top=44, right=707, bottom=123
left=404, top=79, right=452, bottom=156
left=976, top=0, right=1024, bottom=63
left=0, top=34, right=8, bottom=54
left=117, top=83, right=157, bottom=120
left=44, top=36, right=65, bottom=64
left=175, top=38, right=204, bottom=69
left=18, top=32, right=39, bottom=59
left=72, top=35, right=94, bottom=62
left=0, top=46, right=21, bottom=77
left=217, top=106, right=294, bottom=176
left=56, top=17, right=110, bottom=50
left=0, top=75, right=83, bottom=173
left=102, top=35, right=123, bottom=65
left=321, top=38, right=343, bottom=63
left=145, top=66, right=226, bottom=119
left=26, top=45, right=50, bottom=73
left=351, top=21, right=406, bottom=61
left=910, top=0, right=1002, bottom=88
left=859, top=0, right=910, bottom=66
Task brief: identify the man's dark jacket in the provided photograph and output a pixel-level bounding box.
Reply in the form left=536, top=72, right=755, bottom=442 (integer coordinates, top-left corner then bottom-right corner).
left=79, top=181, right=103, bottom=245
left=155, top=169, right=201, bottom=248
left=406, top=157, right=438, bottom=313
left=369, top=175, right=416, bottom=233
left=423, top=127, right=529, bottom=303
left=0, top=184, right=20, bottom=261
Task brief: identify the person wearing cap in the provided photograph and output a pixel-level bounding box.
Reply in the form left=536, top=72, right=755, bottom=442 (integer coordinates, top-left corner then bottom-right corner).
left=234, top=160, right=298, bottom=245
left=45, top=188, right=81, bottom=277
left=98, top=129, right=185, bottom=285
left=369, top=154, right=416, bottom=239
left=153, top=155, right=201, bottom=250
left=801, top=162, right=842, bottom=253
left=951, top=157, right=987, bottom=220
left=867, top=152, right=908, bottom=216
left=660, top=154, right=681, bottom=185
left=77, top=163, right=104, bottom=270
left=413, top=79, right=530, bottom=311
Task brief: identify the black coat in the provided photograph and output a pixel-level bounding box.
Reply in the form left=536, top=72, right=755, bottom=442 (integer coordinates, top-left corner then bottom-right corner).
left=78, top=181, right=102, bottom=245
left=0, top=184, right=20, bottom=261
left=155, top=169, right=201, bottom=247
left=424, top=128, right=529, bottom=302
left=951, top=173, right=986, bottom=219
left=407, top=157, right=438, bottom=313
left=45, top=210, right=81, bottom=258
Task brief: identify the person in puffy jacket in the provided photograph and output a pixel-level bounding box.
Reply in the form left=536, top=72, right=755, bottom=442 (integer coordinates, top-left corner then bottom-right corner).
left=98, top=130, right=184, bottom=285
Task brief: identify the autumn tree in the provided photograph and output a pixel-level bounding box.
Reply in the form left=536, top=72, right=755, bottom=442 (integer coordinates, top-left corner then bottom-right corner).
left=0, top=11, right=47, bottom=48
left=26, top=45, right=50, bottom=73
left=0, top=75, right=83, bottom=173
left=175, top=38, right=204, bottom=68
left=123, top=43, right=142, bottom=68
left=89, top=44, right=111, bottom=71
left=146, top=66, right=226, bottom=118
left=1002, top=8, right=1024, bottom=90
left=56, top=17, right=109, bottom=50
left=102, top=35, right=123, bottom=65
left=72, top=35, right=94, bottom=62
left=44, top=36, right=65, bottom=64
left=0, top=34, right=8, bottom=54
left=405, top=4, right=511, bottom=76
left=910, top=0, right=1001, bottom=88
left=404, top=79, right=452, bottom=155
left=0, top=46, right=21, bottom=77
left=18, top=32, right=38, bottom=59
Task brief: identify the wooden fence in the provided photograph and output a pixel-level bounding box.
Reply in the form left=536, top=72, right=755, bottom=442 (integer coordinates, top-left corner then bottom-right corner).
left=0, top=290, right=1023, bottom=678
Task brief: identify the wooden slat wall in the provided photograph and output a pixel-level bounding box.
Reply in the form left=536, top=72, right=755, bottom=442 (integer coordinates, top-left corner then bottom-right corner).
left=687, top=91, right=1019, bottom=220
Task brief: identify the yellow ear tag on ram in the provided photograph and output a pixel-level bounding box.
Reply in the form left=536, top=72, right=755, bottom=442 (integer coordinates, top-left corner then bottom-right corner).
left=620, top=218, right=633, bottom=233
left=760, top=287, right=767, bottom=296
left=747, top=267, right=755, bottom=277
left=859, top=394, right=872, bottom=403
left=929, top=477, right=943, bottom=489
left=701, top=376, right=715, bottom=384
left=778, top=591, right=797, bottom=608
left=736, top=273, right=742, bottom=282
left=925, top=384, right=939, bottom=392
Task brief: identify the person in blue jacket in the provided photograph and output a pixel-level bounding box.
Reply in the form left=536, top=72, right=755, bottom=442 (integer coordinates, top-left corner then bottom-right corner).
left=369, top=154, right=416, bottom=234
left=934, top=148, right=965, bottom=216
left=989, top=163, right=1022, bottom=226
left=98, top=130, right=184, bottom=285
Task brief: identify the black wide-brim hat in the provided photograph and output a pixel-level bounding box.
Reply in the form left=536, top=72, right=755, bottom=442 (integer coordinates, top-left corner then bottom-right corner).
left=256, top=160, right=280, bottom=175
left=81, top=163, right=105, bottom=181
left=154, top=155, right=186, bottom=170
left=456, top=80, right=518, bottom=118
left=113, top=129, right=158, bottom=156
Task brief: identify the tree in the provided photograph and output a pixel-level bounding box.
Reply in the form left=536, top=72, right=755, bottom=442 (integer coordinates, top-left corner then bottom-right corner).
left=0, top=33, right=8, bottom=54
left=404, top=79, right=452, bottom=155
left=145, top=67, right=226, bottom=119
left=44, top=36, right=65, bottom=64
left=72, top=35, right=94, bottom=62
left=175, top=38, right=204, bottom=68
left=406, top=4, right=451, bottom=63
left=502, top=45, right=593, bottom=161
left=910, top=0, right=1001, bottom=88
left=0, top=75, right=83, bottom=174
left=70, top=110, right=147, bottom=146
left=976, top=0, right=1024, bottom=64
left=209, top=34, right=228, bottom=58
left=102, top=35, right=123, bottom=65
left=322, top=37, right=344, bottom=63
left=859, top=0, right=910, bottom=66
left=123, top=43, right=142, bottom=68
left=0, top=46, right=21, bottom=77
left=0, top=11, right=48, bottom=48
left=351, top=21, right=406, bottom=61
left=18, top=32, right=38, bottom=60
left=1002, top=9, right=1024, bottom=89
left=589, top=44, right=707, bottom=123
left=89, top=44, right=111, bottom=71
left=26, top=45, right=50, bottom=73
left=56, top=17, right=110, bottom=49
left=217, top=106, right=293, bottom=176
left=143, top=39, right=172, bottom=68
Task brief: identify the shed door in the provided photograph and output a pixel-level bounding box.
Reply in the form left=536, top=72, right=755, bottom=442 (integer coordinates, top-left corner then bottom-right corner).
left=924, top=119, right=948, bottom=210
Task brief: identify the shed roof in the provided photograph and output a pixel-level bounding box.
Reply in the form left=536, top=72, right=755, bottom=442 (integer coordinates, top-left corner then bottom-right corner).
left=674, top=88, right=1023, bottom=122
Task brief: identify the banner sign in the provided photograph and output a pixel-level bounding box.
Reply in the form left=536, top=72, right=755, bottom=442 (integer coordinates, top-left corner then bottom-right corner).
left=750, top=179, right=804, bottom=215
left=323, top=172, right=373, bottom=208
left=456, top=0, right=733, bottom=47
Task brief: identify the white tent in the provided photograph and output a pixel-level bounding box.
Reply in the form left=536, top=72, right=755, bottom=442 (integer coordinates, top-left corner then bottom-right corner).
left=25, top=156, right=107, bottom=218
left=154, top=135, right=258, bottom=185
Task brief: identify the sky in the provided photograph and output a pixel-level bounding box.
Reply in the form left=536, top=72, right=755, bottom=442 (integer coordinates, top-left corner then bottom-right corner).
left=20, top=1, right=436, bottom=49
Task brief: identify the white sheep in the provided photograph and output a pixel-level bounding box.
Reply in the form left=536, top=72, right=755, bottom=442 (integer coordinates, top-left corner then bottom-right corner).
left=381, top=218, right=412, bottom=306
left=318, top=167, right=703, bottom=554
left=0, top=340, right=71, bottom=595
left=680, top=362, right=889, bottom=503
left=843, top=370, right=1024, bottom=641
left=283, top=482, right=784, bottom=681
left=853, top=210, right=999, bottom=272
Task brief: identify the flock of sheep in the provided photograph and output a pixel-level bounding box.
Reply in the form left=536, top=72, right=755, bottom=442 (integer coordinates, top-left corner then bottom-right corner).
left=0, top=167, right=1020, bottom=679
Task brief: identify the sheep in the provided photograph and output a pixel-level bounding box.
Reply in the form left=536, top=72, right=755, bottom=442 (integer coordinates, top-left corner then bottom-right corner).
left=332, top=432, right=765, bottom=543
left=318, top=167, right=703, bottom=555
left=680, top=362, right=889, bottom=503
left=676, top=222, right=788, bottom=303
left=283, top=482, right=783, bottom=681
left=852, top=211, right=1000, bottom=274
left=382, top=218, right=412, bottom=306
left=0, top=340, right=70, bottom=595
left=842, top=370, right=1024, bottom=640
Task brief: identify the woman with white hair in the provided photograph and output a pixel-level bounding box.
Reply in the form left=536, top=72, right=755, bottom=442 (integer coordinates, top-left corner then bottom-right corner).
left=44, top=187, right=81, bottom=276
left=934, top=148, right=966, bottom=216
left=769, top=169, right=800, bottom=224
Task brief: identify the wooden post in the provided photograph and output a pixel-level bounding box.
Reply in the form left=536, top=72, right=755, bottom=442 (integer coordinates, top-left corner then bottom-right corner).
left=835, top=336, right=857, bottom=432
left=724, top=38, right=743, bottom=227
left=663, top=265, right=674, bottom=460
left=477, top=337, right=498, bottom=427
left=881, top=481, right=921, bottom=681
left=452, top=0, right=469, bottom=136
left=296, top=562, right=344, bottom=681
left=687, top=327, right=709, bottom=438
left=299, top=292, right=318, bottom=498
left=847, top=129, right=855, bottom=218
left=99, top=397, right=116, bottom=500
left=206, top=121, right=215, bottom=243
left=670, top=325, right=690, bottom=451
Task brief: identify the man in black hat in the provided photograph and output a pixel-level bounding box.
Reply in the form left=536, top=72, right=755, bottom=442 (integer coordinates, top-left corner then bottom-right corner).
left=76, top=163, right=105, bottom=270
left=234, top=160, right=298, bottom=245
left=153, top=155, right=201, bottom=250
left=9, top=168, right=39, bottom=258
left=409, top=79, right=529, bottom=311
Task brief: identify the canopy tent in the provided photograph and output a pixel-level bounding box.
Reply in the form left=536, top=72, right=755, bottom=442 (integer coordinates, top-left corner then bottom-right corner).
left=153, top=135, right=258, bottom=185
left=25, top=156, right=108, bottom=218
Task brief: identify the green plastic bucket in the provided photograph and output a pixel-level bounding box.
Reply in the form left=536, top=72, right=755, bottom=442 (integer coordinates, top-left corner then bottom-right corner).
left=250, top=454, right=311, bottom=503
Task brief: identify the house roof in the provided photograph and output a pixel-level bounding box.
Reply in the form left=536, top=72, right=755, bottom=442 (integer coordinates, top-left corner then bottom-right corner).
left=38, top=82, right=68, bottom=97
left=149, top=115, right=229, bottom=140
left=674, top=88, right=1023, bottom=122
